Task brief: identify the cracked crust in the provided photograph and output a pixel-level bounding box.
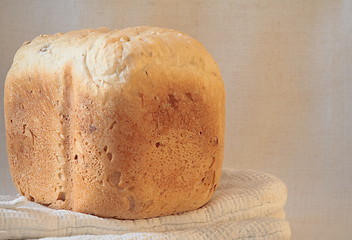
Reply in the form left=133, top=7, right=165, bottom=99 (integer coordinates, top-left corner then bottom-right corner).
left=4, top=27, right=225, bottom=219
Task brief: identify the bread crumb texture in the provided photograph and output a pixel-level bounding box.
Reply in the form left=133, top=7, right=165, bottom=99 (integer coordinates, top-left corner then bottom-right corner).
left=4, top=27, right=225, bottom=219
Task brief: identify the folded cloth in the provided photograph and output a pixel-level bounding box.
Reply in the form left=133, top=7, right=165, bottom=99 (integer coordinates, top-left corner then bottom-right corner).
left=0, top=169, right=291, bottom=240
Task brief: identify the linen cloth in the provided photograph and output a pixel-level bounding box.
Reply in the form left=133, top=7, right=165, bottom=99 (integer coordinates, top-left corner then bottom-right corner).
left=0, top=169, right=290, bottom=239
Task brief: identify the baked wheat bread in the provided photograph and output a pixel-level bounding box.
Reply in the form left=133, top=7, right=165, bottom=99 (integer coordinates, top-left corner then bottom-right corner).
left=4, top=27, right=225, bottom=219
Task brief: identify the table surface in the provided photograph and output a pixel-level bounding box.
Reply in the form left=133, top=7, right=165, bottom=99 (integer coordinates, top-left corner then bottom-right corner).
left=0, top=1, right=351, bottom=239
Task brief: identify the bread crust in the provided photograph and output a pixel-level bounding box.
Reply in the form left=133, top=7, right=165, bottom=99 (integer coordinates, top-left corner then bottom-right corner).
left=4, top=27, right=225, bottom=219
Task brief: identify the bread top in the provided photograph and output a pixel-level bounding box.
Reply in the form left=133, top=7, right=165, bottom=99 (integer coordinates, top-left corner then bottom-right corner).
left=7, top=27, right=223, bottom=100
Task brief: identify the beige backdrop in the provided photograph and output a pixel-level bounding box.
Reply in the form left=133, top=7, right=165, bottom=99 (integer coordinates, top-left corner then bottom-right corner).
left=0, top=0, right=351, bottom=239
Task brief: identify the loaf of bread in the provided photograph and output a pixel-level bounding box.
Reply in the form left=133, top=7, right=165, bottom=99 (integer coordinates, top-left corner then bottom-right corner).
left=4, top=27, right=225, bottom=219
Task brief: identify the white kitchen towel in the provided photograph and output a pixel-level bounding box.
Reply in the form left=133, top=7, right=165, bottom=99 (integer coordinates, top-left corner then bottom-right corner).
left=0, top=169, right=291, bottom=239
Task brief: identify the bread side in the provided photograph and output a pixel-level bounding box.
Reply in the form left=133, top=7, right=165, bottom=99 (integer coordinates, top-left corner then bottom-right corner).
left=5, top=28, right=110, bottom=209
left=5, top=27, right=225, bottom=219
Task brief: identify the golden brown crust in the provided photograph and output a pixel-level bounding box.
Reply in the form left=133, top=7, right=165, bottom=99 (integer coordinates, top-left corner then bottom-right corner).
left=4, top=27, right=225, bottom=219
